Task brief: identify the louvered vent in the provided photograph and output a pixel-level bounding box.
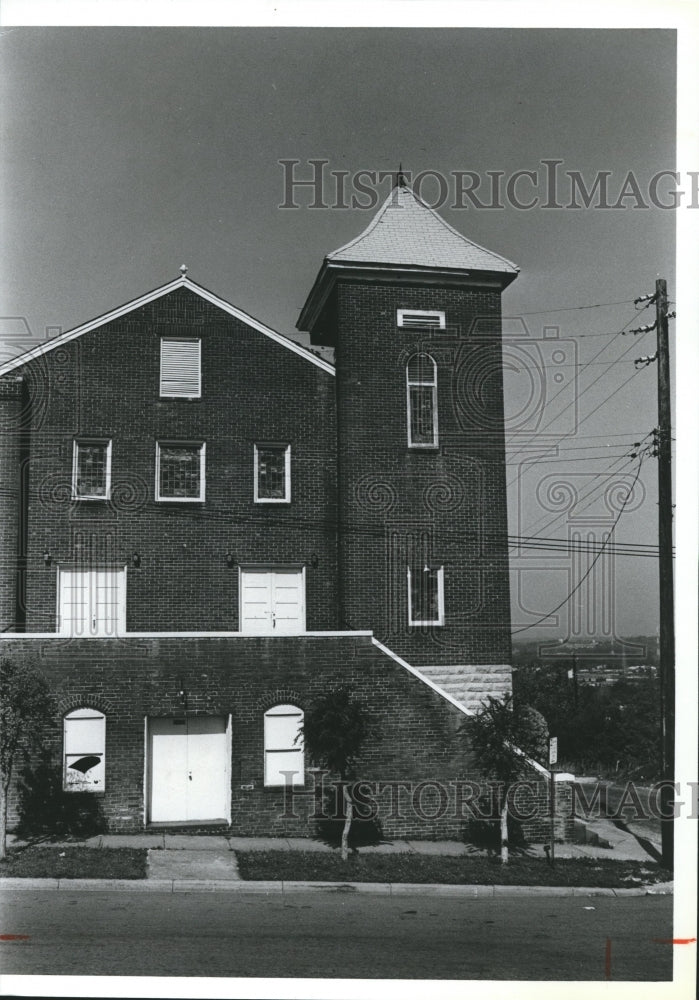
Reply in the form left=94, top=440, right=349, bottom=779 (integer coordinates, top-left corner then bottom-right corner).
left=397, top=309, right=445, bottom=329
left=160, top=338, right=201, bottom=397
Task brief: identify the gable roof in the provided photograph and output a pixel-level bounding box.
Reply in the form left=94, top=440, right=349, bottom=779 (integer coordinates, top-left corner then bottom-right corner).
left=0, top=275, right=335, bottom=379
left=327, top=183, right=519, bottom=274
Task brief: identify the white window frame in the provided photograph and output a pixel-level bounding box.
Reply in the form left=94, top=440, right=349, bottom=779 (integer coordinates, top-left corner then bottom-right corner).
left=159, top=337, right=202, bottom=399
left=63, top=707, right=106, bottom=792
left=264, top=704, right=305, bottom=787
left=407, top=565, right=445, bottom=626
left=72, top=439, right=112, bottom=500
left=406, top=353, right=438, bottom=449
left=397, top=309, right=446, bottom=330
left=254, top=443, right=291, bottom=504
left=155, top=441, right=206, bottom=502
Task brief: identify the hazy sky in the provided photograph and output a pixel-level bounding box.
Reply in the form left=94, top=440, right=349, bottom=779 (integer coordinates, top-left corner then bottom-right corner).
left=0, top=26, right=678, bottom=642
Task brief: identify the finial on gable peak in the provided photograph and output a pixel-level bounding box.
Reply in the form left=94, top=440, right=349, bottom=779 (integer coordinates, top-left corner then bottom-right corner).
left=397, top=164, right=406, bottom=188
left=179, top=264, right=188, bottom=277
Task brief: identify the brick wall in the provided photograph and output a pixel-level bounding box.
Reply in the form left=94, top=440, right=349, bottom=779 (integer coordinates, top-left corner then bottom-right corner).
left=330, top=278, right=512, bottom=667
left=6, top=288, right=339, bottom=632
left=1, top=635, right=566, bottom=842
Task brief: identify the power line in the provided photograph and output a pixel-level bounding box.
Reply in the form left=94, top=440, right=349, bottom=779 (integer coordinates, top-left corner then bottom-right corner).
left=511, top=458, right=646, bottom=635
left=512, top=298, right=639, bottom=317
left=504, top=301, right=654, bottom=471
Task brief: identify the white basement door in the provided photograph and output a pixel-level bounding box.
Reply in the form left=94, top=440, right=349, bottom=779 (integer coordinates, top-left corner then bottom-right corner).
left=57, top=568, right=126, bottom=636
left=240, top=568, right=305, bottom=635
left=148, top=716, right=229, bottom=824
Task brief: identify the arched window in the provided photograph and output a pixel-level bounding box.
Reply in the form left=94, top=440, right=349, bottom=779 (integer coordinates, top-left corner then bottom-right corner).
left=264, top=704, right=304, bottom=787
left=63, top=708, right=106, bottom=792
left=406, top=353, right=438, bottom=447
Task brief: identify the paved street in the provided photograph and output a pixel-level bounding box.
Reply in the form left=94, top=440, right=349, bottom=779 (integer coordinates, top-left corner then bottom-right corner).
left=0, top=889, right=672, bottom=981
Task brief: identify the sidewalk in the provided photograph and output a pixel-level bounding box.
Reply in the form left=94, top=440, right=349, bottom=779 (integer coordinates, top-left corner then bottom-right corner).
left=3, top=818, right=670, bottom=895
left=6, top=816, right=659, bottom=862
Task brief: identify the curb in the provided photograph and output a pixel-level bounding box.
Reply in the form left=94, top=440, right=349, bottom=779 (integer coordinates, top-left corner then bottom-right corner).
left=0, top=878, right=674, bottom=897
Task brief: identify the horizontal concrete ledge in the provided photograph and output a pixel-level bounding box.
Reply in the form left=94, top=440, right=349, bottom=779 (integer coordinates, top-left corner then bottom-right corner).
left=0, top=631, right=374, bottom=641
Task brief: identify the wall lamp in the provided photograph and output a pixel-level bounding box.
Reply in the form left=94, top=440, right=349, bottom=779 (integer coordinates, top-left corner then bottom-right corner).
left=177, top=680, right=188, bottom=712
left=310, top=553, right=319, bottom=569
left=225, top=550, right=235, bottom=568
left=132, top=551, right=141, bottom=568
left=43, top=549, right=52, bottom=568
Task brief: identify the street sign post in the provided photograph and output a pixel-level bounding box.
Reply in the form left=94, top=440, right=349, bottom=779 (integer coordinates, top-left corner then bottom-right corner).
left=548, top=738, right=557, bottom=866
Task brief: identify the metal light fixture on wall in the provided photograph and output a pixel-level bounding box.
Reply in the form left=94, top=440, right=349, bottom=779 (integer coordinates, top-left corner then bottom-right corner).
left=43, top=549, right=52, bottom=568
left=310, top=553, right=319, bottom=569
left=132, top=551, right=141, bottom=568
left=225, top=550, right=235, bottom=568
left=177, top=680, right=188, bottom=712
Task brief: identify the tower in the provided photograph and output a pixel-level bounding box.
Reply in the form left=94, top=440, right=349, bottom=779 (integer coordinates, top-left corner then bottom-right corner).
left=298, top=180, right=519, bottom=709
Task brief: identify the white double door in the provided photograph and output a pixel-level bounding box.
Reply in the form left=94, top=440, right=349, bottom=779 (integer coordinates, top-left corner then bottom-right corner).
left=148, top=716, right=230, bottom=824
left=240, top=568, right=305, bottom=635
left=57, top=568, right=126, bottom=636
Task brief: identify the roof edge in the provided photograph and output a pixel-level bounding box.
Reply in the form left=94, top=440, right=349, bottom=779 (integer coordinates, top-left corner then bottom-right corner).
left=0, top=276, right=335, bottom=379
left=297, top=258, right=517, bottom=334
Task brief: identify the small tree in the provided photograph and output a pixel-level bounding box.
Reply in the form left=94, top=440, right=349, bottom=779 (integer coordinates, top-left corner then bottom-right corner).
left=0, top=657, right=55, bottom=860
left=468, top=694, right=548, bottom=864
left=301, top=686, right=367, bottom=861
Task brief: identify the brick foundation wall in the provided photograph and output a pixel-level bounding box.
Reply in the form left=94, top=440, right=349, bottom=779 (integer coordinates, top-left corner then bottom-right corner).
left=1, top=635, right=565, bottom=842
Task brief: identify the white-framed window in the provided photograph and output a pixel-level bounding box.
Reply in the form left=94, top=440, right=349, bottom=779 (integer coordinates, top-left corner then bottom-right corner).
left=63, top=708, right=106, bottom=792
left=408, top=564, right=445, bottom=626
left=160, top=337, right=201, bottom=398
left=72, top=439, right=112, bottom=500
left=264, top=704, right=304, bottom=787
left=397, top=309, right=445, bottom=330
left=57, top=567, right=127, bottom=637
left=156, top=442, right=206, bottom=501
left=254, top=444, right=291, bottom=503
left=406, top=353, right=438, bottom=448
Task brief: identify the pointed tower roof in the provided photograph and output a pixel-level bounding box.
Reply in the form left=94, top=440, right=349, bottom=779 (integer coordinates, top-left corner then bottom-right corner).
left=327, top=183, right=519, bottom=274
left=298, top=179, right=518, bottom=336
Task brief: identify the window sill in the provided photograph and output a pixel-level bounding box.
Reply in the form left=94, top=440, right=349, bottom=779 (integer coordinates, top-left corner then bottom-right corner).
left=254, top=498, right=291, bottom=505
left=155, top=497, right=205, bottom=503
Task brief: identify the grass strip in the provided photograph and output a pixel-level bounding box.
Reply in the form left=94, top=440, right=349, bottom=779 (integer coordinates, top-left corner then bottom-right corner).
left=0, top=846, right=148, bottom=880
left=236, top=851, right=671, bottom=888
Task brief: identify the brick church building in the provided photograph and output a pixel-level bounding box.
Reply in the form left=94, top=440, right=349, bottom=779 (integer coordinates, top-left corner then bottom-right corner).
left=0, top=180, right=563, bottom=838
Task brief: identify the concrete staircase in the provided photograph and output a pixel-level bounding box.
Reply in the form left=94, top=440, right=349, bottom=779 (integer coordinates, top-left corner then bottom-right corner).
left=416, top=663, right=512, bottom=714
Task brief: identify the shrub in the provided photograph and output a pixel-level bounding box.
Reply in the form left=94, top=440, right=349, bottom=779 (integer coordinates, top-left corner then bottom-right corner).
left=16, top=756, right=106, bottom=840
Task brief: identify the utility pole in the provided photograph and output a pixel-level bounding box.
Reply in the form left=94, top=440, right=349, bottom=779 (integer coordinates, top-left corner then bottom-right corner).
left=655, top=278, right=675, bottom=870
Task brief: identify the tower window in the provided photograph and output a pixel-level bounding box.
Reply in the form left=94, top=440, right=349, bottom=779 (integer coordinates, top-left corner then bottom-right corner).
left=406, top=353, right=438, bottom=448
left=397, top=309, right=445, bottom=329
left=408, top=565, right=444, bottom=626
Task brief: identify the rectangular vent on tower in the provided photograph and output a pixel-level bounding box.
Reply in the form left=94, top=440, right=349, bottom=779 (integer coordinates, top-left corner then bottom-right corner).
left=397, top=309, right=445, bottom=330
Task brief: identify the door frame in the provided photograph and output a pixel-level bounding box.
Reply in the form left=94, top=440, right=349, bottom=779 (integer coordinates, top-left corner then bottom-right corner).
left=144, top=714, right=232, bottom=826
left=55, top=564, right=128, bottom=636
left=238, top=563, right=306, bottom=635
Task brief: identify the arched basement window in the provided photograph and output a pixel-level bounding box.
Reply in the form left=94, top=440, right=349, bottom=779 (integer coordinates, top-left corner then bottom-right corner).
left=63, top=708, right=106, bottom=792
left=264, top=704, right=305, bottom=787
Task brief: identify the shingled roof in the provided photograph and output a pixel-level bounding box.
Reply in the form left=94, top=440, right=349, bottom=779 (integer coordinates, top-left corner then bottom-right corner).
left=327, top=182, right=519, bottom=275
